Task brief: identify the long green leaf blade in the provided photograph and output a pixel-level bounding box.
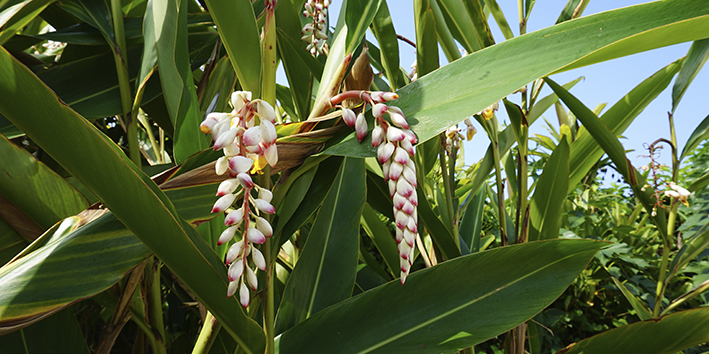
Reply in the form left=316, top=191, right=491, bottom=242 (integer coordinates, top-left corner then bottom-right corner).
left=528, top=138, right=569, bottom=241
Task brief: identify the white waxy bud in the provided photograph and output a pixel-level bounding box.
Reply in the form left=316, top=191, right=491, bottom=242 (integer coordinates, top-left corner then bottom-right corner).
left=382, top=92, right=399, bottom=101
left=404, top=228, right=416, bottom=247
left=201, top=113, right=225, bottom=133
left=402, top=166, right=417, bottom=188
left=404, top=129, right=417, bottom=144
left=388, top=106, right=409, bottom=129
left=372, top=125, right=384, bottom=147
left=382, top=160, right=391, bottom=181
left=254, top=199, right=276, bottom=214
left=395, top=210, right=408, bottom=229
left=258, top=188, right=273, bottom=203
left=399, top=241, right=411, bottom=259
left=301, top=33, right=313, bottom=42
left=247, top=227, right=266, bottom=244
left=223, top=142, right=240, bottom=157
left=400, top=257, right=411, bottom=273
left=228, top=260, right=244, bottom=281
left=304, top=3, right=313, bottom=13
left=389, top=162, right=403, bottom=181
left=407, top=216, right=417, bottom=233
left=355, top=112, right=367, bottom=142
left=372, top=103, right=388, bottom=117
left=225, top=207, right=244, bottom=226
left=243, top=126, right=263, bottom=147
left=240, top=282, right=250, bottom=307
left=237, top=173, right=254, bottom=189
left=255, top=216, right=273, bottom=237
left=393, top=147, right=410, bottom=165
left=214, top=128, right=238, bottom=150
left=252, top=247, right=266, bottom=271
left=227, top=281, right=238, bottom=297
left=264, top=144, right=278, bottom=167
left=218, top=225, right=239, bottom=246
left=229, top=156, right=255, bottom=174
left=342, top=108, right=356, bottom=128
left=395, top=228, right=404, bottom=243
left=388, top=179, right=397, bottom=198
left=225, top=240, right=244, bottom=263
left=377, top=142, right=395, bottom=164
left=217, top=179, right=239, bottom=196
left=396, top=178, right=414, bottom=198
left=231, top=91, right=252, bottom=112
left=393, top=193, right=407, bottom=210
left=246, top=267, right=258, bottom=290
left=260, top=119, right=277, bottom=144
left=212, top=194, right=236, bottom=213
left=402, top=201, right=415, bottom=216
left=400, top=139, right=414, bottom=156
left=387, top=126, right=406, bottom=142
left=245, top=143, right=263, bottom=155
left=255, top=100, right=276, bottom=123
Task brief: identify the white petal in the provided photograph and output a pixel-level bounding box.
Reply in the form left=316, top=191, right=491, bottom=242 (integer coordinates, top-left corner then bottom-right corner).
left=231, top=91, right=252, bottom=112
left=260, top=119, right=277, bottom=144
left=217, top=179, right=239, bottom=196
left=228, top=260, right=244, bottom=281
left=229, top=156, right=254, bottom=174
left=258, top=188, right=273, bottom=203
left=243, top=126, right=263, bottom=147
left=264, top=144, right=278, bottom=167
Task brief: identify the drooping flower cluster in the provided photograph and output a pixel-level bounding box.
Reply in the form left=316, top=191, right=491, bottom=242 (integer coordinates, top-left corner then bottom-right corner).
left=301, top=0, right=329, bottom=56
left=334, top=91, right=419, bottom=283
left=200, top=91, right=278, bottom=307
left=664, top=182, right=691, bottom=207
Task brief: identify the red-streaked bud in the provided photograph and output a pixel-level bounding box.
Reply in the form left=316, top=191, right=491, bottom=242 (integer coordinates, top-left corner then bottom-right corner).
left=231, top=91, right=252, bottom=112
left=372, top=103, right=388, bottom=117
left=240, top=282, right=250, bottom=307
left=225, top=240, right=244, bottom=263
left=255, top=100, right=276, bottom=123
left=252, top=247, right=266, bottom=271
left=225, top=207, right=244, bottom=226
left=404, top=228, right=416, bottom=247
left=243, top=126, right=263, bottom=147
left=407, top=217, right=417, bottom=233
left=217, top=179, right=239, bottom=196
left=260, top=119, right=277, bottom=144
left=247, top=227, right=266, bottom=244
left=396, top=178, right=414, bottom=198
left=393, top=147, right=410, bottom=165
left=254, top=199, right=276, bottom=214
left=399, top=241, right=411, bottom=259
left=227, top=281, right=238, bottom=298
left=402, top=166, right=417, bottom=188
left=388, top=106, right=409, bottom=129
left=264, top=144, right=278, bottom=167
left=395, top=210, right=408, bottom=229
left=400, top=257, right=411, bottom=273
left=393, top=193, right=407, bottom=210
left=212, top=194, right=236, bottom=213
left=372, top=125, right=384, bottom=147
left=388, top=179, right=397, bottom=198
left=228, top=260, right=244, bottom=281
left=237, top=173, right=254, bottom=189
left=201, top=113, right=226, bottom=133
left=402, top=201, right=415, bottom=216
left=382, top=160, right=391, bottom=181
left=355, top=112, right=367, bottom=142
left=229, top=156, right=254, bottom=174
left=400, top=139, right=414, bottom=156
left=382, top=92, right=399, bottom=101
left=246, top=267, right=258, bottom=290
left=255, top=216, right=273, bottom=237
left=389, top=161, right=403, bottom=180
left=377, top=142, right=395, bottom=164
left=342, top=108, right=356, bottom=128
left=258, top=188, right=273, bottom=203
left=387, top=126, right=406, bottom=142
left=395, top=228, right=403, bottom=243
left=214, top=128, right=238, bottom=150
left=218, top=225, right=238, bottom=246
left=404, top=129, right=417, bottom=144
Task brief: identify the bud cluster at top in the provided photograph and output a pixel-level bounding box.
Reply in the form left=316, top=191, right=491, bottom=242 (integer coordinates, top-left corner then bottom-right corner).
left=301, top=0, right=329, bottom=56
left=200, top=91, right=278, bottom=308
left=334, top=91, right=419, bottom=283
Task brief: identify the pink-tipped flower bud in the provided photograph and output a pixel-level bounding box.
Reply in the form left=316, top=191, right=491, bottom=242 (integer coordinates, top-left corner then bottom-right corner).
left=404, top=129, right=417, bottom=144
left=214, top=128, right=238, bottom=150
left=386, top=126, right=406, bottom=142
left=246, top=267, right=258, bottom=290
left=396, top=178, right=414, bottom=198
left=212, top=194, right=236, bottom=213
left=382, top=160, right=391, bottom=181
left=225, top=240, right=244, bottom=264
left=342, top=108, right=356, bottom=128
left=372, top=103, right=388, bottom=117
left=393, top=193, right=407, bottom=210
left=227, top=281, right=238, bottom=298
left=228, top=260, right=244, bottom=281
left=252, top=246, right=266, bottom=271
left=247, top=227, right=266, bottom=244
left=231, top=91, right=252, bottom=112
left=258, top=188, right=273, bottom=203
left=243, top=126, right=263, bottom=147
left=404, top=228, right=416, bottom=247
left=393, top=147, right=410, bottom=165
left=229, top=156, right=255, bottom=174
left=225, top=207, right=244, bottom=226
left=355, top=112, right=367, bottom=142
left=217, top=179, right=239, bottom=196
left=201, top=112, right=227, bottom=133
left=260, top=119, right=277, bottom=144
left=372, top=125, right=384, bottom=147
left=388, top=106, right=409, bottom=129
left=378, top=142, right=395, bottom=164
left=255, top=100, right=276, bottom=123
left=389, top=162, right=403, bottom=181
left=255, top=216, right=273, bottom=237
left=264, top=144, right=278, bottom=167
left=237, top=173, right=254, bottom=189
left=254, top=199, right=276, bottom=214
left=218, top=225, right=238, bottom=246
left=402, top=165, right=417, bottom=188
left=400, top=139, right=414, bottom=156
left=240, top=282, right=250, bottom=307
left=395, top=210, right=409, bottom=229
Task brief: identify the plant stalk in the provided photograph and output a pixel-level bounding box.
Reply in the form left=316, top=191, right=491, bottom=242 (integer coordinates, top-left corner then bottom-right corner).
left=653, top=243, right=670, bottom=317
left=191, top=312, right=222, bottom=354
left=439, top=136, right=459, bottom=250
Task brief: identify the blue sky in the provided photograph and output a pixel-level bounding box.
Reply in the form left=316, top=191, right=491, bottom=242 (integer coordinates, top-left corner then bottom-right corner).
left=283, top=1, right=709, bottom=172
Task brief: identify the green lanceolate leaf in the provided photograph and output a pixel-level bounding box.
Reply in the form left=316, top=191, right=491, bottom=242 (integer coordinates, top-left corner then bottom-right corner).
left=680, top=113, right=709, bottom=161
left=484, top=0, right=513, bottom=40
left=277, top=239, right=606, bottom=353
left=0, top=46, right=265, bottom=353
left=149, top=0, right=206, bottom=164
left=672, top=38, right=709, bottom=114
left=275, top=157, right=366, bottom=334
left=0, top=307, right=90, bottom=353
left=557, top=307, right=709, bottom=354
left=0, top=0, right=55, bottom=45
left=0, top=135, right=88, bottom=229
left=370, top=1, right=404, bottom=90
left=611, top=277, right=652, bottom=321
left=459, top=186, right=485, bottom=252
left=528, top=138, right=569, bottom=241
left=413, top=0, right=439, bottom=77
left=556, top=0, right=589, bottom=24
left=417, top=183, right=460, bottom=260
left=361, top=203, right=399, bottom=277
left=667, top=226, right=709, bottom=281
left=324, top=0, right=709, bottom=157
left=204, top=0, right=261, bottom=95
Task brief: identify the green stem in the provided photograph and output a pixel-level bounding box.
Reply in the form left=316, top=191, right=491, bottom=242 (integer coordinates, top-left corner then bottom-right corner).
left=191, top=312, right=222, bottom=354
left=259, top=169, right=275, bottom=354
left=439, top=137, right=459, bottom=251
left=110, top=0, right=139, bottom=167
left=517, top=0, right=526, bottom=35
left=262, top=1, right=277, bottom=107
left=487, top=119, right=508, bottom=245
left=653, top=243, right=670, bottom=317
left=137, top=110, right=162, bottom=164
left=146, top=257, right=167, bottom=354
left=517, top=126, right=528, bottom=243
